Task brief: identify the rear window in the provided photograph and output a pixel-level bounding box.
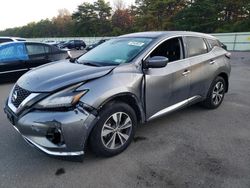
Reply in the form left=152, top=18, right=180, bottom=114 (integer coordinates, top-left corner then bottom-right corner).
left=186, top=37, right=208, bottom=57
left=0, top=38, right=13, bottom=44
left=16, top=39, right=26, bottom=42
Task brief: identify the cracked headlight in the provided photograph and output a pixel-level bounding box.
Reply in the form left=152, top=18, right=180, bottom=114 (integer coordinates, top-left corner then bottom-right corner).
left=36, top=83, right=88, bottom=109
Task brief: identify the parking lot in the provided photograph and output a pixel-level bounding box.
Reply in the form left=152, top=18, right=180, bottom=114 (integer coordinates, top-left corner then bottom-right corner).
left=0, top=52, right=250, bottom=188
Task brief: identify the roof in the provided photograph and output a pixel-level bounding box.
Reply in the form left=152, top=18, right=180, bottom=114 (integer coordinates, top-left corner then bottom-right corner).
left=0, top=36, right=26, bottom=41
left=0, top=41, right=50, bottom=47
left=120, top=31, right=217, bottom=40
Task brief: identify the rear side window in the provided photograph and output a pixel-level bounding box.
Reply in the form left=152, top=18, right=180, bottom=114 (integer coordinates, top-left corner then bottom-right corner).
left=186, top=37, right=208, bottom=57
left=207, top=39, right=220, bottom=49
left=26, top=44, right=50, bottom=55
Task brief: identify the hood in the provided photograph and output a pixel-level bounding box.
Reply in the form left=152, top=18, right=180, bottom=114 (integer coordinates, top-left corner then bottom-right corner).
left=17, top=60, right=115, bottom=92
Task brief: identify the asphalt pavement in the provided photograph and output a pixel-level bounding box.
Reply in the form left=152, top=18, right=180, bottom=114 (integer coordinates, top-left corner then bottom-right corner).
left=0, top=52, right=250, bottom=188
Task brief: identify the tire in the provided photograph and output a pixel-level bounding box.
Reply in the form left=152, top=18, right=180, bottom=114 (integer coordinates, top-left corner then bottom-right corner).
left=90, top=102, right=137, bottom=157
left=201, top=76, right=226, bottom=109
left=80, top=46, right=84, bottom=50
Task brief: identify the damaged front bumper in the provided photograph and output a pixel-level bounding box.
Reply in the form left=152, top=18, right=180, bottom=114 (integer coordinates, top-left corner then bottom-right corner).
left=4, top=105, right=97, bottom=157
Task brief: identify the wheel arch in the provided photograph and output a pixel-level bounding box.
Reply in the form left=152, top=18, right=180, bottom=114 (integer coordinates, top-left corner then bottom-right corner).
left=97, top=92, right=146, bottom=124
left=217, top=72, right=229, bottom=92
left=84, top=92, right=145, bottom=150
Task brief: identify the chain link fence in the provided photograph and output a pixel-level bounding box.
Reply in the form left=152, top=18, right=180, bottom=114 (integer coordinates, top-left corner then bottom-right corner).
left=212, top=32, right=250, bottom=51
left=28, top=32, right=250, bottom=51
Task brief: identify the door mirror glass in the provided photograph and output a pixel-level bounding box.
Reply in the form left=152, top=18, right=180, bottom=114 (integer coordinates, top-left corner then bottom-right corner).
left=145, top=56, right=169, bottom=68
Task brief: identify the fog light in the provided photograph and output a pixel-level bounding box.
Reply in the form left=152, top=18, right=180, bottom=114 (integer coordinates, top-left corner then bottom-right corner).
left=46, top=127, right=64, bottom=146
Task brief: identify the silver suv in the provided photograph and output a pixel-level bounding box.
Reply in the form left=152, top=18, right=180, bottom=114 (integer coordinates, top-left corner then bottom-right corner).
left=4, top=31, right=231, bottom=158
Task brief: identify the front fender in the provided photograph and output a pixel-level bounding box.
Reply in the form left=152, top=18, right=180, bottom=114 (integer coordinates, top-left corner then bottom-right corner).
left=78, top=72, right=143, bottom=109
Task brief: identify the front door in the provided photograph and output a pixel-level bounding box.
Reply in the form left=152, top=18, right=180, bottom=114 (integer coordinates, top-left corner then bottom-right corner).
left=0, top=43, right=29, bottom=81
left=144, top=37, right=190, bottom=120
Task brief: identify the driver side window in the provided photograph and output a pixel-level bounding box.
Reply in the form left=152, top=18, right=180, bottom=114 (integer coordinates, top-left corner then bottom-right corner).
left=150, top=37, right=183, bottom=62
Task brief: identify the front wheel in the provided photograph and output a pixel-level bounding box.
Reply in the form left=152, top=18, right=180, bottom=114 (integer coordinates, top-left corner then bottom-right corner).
left=90, top=102, right=137, bottom=157
left=201, top=76, right=226, bottom=109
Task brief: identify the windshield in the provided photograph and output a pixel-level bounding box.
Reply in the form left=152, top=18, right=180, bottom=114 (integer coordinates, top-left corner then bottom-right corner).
left=78, top=37, right=153, bottom=66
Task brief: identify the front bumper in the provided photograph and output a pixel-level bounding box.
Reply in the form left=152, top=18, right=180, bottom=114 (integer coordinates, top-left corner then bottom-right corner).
left=4, top=105, right=96, bottom=156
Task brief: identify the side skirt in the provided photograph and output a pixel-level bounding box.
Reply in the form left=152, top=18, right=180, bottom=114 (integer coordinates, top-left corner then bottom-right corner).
left=147, top=96, right=201, bottom=121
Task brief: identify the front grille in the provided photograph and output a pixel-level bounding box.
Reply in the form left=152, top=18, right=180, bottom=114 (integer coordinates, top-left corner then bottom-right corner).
left=11, top=85, right=32, bottom=108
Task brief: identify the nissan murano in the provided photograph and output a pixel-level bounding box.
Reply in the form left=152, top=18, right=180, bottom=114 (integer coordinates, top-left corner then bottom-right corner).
left=4, top=31, right=231, bottom=158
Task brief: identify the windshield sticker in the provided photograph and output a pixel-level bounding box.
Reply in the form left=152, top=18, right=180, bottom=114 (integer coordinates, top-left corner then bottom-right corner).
left=128, top=41, right=145, bottom=47
left=114, top=59, right=126, bottom=63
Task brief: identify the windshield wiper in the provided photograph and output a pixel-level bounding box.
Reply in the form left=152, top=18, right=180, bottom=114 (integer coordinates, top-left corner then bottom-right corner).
left=69, top=57, right=79, bottom=63
left=83, top=62, right=101, bottom=67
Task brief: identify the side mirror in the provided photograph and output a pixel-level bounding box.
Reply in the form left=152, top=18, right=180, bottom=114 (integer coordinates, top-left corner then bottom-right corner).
left=144, top=56, right=169, bottom=69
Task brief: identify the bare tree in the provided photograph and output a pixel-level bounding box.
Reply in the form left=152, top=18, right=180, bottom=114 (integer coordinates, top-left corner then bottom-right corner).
left=113, top=0, right=126, bottom=10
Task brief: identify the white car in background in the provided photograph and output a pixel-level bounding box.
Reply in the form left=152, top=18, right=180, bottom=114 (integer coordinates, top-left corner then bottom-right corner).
left=0, top=37, right=26, bottom=44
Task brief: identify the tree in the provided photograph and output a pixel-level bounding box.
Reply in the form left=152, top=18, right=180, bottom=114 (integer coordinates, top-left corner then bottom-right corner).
left=174, top=0, right=218, bottom=32
left=134, top=0, right=187, bottom=31
left=111, top=9, right=135, bottom=34
left=52, top=9, right=74, bottom=37
left=72, top=0, right=112, bottom=36
left=0, top=0, right=249, bottom=37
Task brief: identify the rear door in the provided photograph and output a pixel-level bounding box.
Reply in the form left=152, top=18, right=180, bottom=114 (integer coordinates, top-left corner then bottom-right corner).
left=144, top=37, right=190, bottom=120
left=184, top=36, right=217, bottom=98
left=0, top=43, right=29, bottom=80
left=25, top=43, right=51, bottom=69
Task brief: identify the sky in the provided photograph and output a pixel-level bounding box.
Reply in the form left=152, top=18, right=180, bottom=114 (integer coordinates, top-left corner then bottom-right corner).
left=0, top=0, right=135, bottom=31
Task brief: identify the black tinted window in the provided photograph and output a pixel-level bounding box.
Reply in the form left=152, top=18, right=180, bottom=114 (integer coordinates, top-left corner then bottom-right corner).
left=186, top=37, right=207, bottom=57
left=150, top=37, right=183, bottom=62
left=0, top=38, right=13, bottom=44
left=51, top=46, right=60, bottom=53
left=26, top=44, right=49, bottom=55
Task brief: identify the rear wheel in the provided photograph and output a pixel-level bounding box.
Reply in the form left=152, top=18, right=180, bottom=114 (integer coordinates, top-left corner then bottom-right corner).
left=90, top=102, right=136, bottom=157
left=201, top=76, right=226, bottom=109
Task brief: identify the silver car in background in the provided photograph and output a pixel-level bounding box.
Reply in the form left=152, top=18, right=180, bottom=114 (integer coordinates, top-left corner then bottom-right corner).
left=4, top=31, right=231, bottom=158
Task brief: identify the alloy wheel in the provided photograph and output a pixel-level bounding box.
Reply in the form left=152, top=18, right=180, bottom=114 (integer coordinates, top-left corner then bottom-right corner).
left=212, top=81, right=224, bottom=105
left=101, top=112, right=132, bottom=150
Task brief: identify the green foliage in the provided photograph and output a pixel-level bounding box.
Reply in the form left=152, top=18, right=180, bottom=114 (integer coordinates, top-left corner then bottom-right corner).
left=72, top=0, right=112, bottom=36
left=174, top=0, right=218, bottom=32
left=0, top=0, right=249, bottom=37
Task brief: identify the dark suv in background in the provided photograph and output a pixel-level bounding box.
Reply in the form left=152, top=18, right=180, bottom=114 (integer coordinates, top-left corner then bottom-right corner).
left=59, top=40, right=86, bottom=50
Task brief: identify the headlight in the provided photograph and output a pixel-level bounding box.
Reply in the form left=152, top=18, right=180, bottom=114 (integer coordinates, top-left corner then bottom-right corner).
left=36, top=83, right=88, bottom=109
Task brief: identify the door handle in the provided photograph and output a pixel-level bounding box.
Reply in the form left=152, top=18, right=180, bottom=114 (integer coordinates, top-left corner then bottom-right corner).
left=182, top=70, right=190, bottom=76
left=210, top=60, right=216, bottom=65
